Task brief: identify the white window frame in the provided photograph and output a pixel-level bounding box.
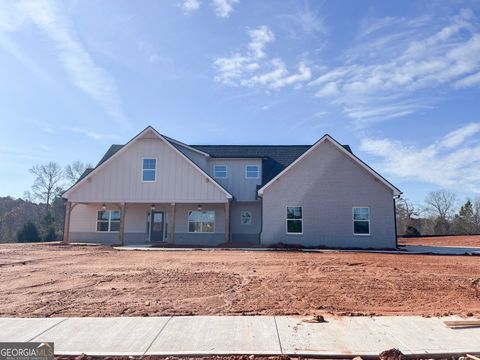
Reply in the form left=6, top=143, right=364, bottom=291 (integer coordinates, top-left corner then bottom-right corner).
left=286, top=206, right=303, bottom=235
left=245, top=164, right=260, bottom=179
left=188, top=210, right=215, bottom=233
left=142, top=158, right=157, bottom=183
left=213, top=164, right=228, bottom=179
left=96, top=210, right=121, bottom=233
left=353, top=206, right=370, bottom=236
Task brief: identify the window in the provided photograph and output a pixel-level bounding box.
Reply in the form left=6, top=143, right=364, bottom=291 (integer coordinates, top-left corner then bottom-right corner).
left=142, top=158, right=156, bottom=182
left=97, top=210, right=121, bottom=232
left=245, top=165, right=259, bottom=179
left=240, top=210, right=252, bottom=225
left=286, top=206, right=302, bottom=234
left=188, top=210, right=215, bottom=233
left=353, top=207, right=370, bottom=235
left=213, top=165, right=227, bottom=179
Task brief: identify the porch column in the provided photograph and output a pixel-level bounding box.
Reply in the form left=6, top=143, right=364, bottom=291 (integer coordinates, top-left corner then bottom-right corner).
left=119, top=202, right=126, bottom=246
left=224, top=201, right=230, bottom=243
left=63, top=201, right=72, bottom=244
left=171, top=202, right=176, bottom=244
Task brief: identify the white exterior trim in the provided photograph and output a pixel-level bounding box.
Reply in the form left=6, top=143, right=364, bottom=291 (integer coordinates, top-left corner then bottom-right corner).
left=213, top=164, right=228, bottom=179
left=63, top=126, right=233, bottom=200
left=353, top=206, right=371, bottom=236
left=245, top=164, right=260, bottom=179
left=286, top=205, right=303, bottom=235
left=257, top=135, right=401, bottom=197
left=141, top=157, right=157, bottom=183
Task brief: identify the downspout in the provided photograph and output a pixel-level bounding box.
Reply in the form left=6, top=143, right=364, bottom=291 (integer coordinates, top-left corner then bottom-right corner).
left=393, top=196, right=399, bottom=249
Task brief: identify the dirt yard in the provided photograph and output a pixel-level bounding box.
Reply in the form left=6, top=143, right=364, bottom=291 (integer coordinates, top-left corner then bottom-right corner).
left=398, top=235, right=480, bottom=247
left=0, top=243, right=479, bottom=318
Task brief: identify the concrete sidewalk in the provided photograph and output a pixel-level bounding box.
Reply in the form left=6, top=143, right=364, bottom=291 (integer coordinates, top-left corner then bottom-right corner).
left=1, top=316, right=479, bottom=357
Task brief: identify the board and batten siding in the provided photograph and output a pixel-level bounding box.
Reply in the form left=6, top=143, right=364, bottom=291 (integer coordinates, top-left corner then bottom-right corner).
left=260, top=139, right=396, bottom=249
left=209, top=159, right=262, bottom=201
left=66, top=136, right=229, bottom=203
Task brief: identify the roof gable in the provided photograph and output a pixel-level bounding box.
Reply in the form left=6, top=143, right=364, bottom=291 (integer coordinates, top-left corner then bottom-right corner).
left=63, top=126, right=232, bottom=200
left=257, top=135, right=401, bottom=197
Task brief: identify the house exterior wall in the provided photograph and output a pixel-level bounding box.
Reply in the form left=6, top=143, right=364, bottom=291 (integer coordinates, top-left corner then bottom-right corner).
left=260, top=139, right=396, bottom=249
left=69, top=202, right=226, bottom=246
left=173, top=144, right=209, bottom=172
left=230, top=201, right=261, bottom=243
left=208, top=159, right=262, bottom=201
left=66, top=135, right=229, bottom=203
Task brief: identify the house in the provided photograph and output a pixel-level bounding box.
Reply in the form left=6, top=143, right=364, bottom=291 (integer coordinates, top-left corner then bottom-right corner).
left=62, top=126, right=401, bottom=249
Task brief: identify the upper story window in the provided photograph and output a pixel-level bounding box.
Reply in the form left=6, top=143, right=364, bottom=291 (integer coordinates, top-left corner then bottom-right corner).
left=286, top=206, right=303, bottom=234
left=245, top=165, right=260, bottom=179
left=97, top=210, right=121, bottom=232
left=213, top=165, right=227, bottom=179
left=142, top=158, right=157, bottom=182
left=353, top=207, right=370, bottom=235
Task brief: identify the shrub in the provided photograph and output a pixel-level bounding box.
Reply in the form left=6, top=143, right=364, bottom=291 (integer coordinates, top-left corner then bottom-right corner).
left=17, top=221, right=41, bottom=243
left=43, top=227, right=57, bottom=242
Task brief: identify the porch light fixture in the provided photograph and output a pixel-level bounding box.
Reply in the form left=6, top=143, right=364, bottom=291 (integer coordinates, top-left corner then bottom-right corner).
left=151, top=204, right=156, bottom=211
left=197, top=204, right=202, bottom=211
left=101, top=203, right=106, bottom=210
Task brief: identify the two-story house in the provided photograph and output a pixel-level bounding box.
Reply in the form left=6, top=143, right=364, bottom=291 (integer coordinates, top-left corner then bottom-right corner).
left=62, top=126, right=401, bottom=249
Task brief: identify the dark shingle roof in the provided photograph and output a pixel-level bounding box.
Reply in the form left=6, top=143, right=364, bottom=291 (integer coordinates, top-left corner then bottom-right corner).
left=97, top=144, right=124, bottom=167
left=85, top=139, right=352, bottom=186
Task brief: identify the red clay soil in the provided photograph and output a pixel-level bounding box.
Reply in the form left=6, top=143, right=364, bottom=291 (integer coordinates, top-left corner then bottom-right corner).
left=398, top=235, right=480, bottom=247
left=0, top=243, right=479, bottom=318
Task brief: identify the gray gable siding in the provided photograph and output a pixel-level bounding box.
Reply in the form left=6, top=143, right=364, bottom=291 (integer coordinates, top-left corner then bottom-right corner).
left=260, top=139, right=396, bottom=249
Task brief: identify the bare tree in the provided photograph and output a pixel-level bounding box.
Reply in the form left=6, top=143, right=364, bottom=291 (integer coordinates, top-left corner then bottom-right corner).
left=474, top=196, right=480, bottom=233
left=395, top=197, right=420, bottom=235
left=29, top=162, right=64, bottom=208
left=65, top=161, right=92, bottom=185
left=424, top=190, right=457, bottom=219
left=424, top=190, right=457, bottom=235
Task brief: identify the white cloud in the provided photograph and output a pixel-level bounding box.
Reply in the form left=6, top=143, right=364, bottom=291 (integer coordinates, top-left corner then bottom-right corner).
left=214, top=26, right=311, bottom=89
left=278, top=2, right=327, bottom=37
left=40, top=145, right=52, bottom=151
left=360, top=123, right=480, bottom=193
left=71, top=127, right=111, bottom=140
left=180, top=0, right=200, bottom=14
left=9, top=0, right=128, bottom=125
left=307, top=10, right=480, bottom=125
left=211, top=0, right=239, bottom=18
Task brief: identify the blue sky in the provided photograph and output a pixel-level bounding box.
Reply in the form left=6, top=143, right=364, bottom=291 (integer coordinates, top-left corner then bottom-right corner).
left=0, top=0, right=479, bottom=206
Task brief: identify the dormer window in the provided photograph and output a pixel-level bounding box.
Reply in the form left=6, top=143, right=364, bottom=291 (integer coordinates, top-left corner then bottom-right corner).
left=214, top=165, right=227, bottom=179
left=142, top=158, right=157, bottom=182
left=245, top=165, right=259, bottom=179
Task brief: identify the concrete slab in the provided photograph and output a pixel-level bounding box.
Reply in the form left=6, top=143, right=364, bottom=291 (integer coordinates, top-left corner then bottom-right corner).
left=403, top=245, right=480, bottom=255
left=32, top=317, right=171, bottom=356
left=146, top=316, right=281, bottom=355
left=0, top=318, right=66, bottom=342
left=275, top=316, right=405, bottom=356
left=373, top=316, right=480, bottom=355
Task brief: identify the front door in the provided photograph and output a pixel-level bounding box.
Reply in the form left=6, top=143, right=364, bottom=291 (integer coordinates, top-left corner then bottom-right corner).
left=150, top=211, right=164, bottom=242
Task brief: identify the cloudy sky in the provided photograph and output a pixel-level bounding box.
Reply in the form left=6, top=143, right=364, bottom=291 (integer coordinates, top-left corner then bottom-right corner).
left=0, top=0, right=479, bottom=204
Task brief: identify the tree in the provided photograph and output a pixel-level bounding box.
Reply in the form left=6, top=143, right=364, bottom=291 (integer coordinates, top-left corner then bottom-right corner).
left=453, top=200, right=477, bottom=235
left=29, top=162, right=64, bottom=208
left=65, top=161, right=92, bottom=185
left=396, top=198, right=420, bottom=235
left=473, top=197, right=480, bottom=234
left=424, top=190, right=456, bottom=235
left=17, top=221, right=41, bottom=242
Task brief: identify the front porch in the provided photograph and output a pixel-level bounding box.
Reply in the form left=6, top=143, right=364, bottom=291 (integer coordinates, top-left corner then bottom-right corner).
left=63, top=201, right=231, bottom=246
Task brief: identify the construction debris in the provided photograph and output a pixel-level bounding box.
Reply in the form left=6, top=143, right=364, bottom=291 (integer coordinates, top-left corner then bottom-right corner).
left=302, top=314, right=326, bottom=323
left=379, top=348, right=405, bottom=360
left=467, top=354, right=480, bottom=360
left=444, top=320, right=480, bottom=329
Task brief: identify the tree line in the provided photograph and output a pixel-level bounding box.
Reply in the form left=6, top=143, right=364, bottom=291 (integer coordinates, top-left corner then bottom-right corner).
left=396, top=190, right=480, bottom=236
left=0, top=161, right=91, bottom=243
